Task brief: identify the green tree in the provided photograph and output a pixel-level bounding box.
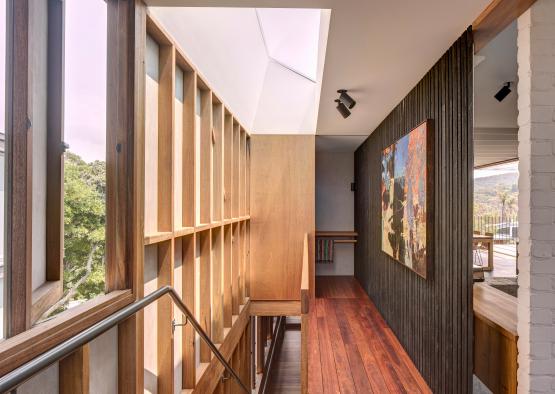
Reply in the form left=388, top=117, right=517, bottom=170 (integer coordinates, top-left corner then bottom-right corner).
left=44, top=152, right=106, bottom=316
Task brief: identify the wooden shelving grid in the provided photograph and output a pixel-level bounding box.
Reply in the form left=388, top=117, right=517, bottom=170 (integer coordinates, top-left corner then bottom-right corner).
left=143, top=12, right=251, bottom=391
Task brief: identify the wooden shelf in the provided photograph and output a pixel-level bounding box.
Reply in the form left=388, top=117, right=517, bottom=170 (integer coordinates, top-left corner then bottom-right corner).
left=316, top=231, right=358, bottom=237
left=334, top=239, right=357, bottom=244
left=174, top=226, right=194, bottom=237
left=143, top=219, right=252, bottom=246
left=144, top=231, right=173, bottom=245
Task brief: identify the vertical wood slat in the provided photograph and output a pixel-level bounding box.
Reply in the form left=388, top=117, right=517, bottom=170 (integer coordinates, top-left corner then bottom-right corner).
left=354, top=29, right=473, bottom=393
left=245, top=221, right=250, bottom=298
left=109, top=1, right=146, bottom=392
left=180, top=65, right=195, bottom=228
left=199, top=87, right=212, bottom=225
left=157, top=240, right=174, bottom=393
left=256, top=316, right=264, bottom=375
left=232, top=122, right=240, bottom=218
left=59, top=345, right=90, bottom=394
left=6, top=0, right=32, bottom=336
left=232, top=223, right=240, bottom=315
left=182, top=235, right=196, bottom=388
left=223, top=224, right=233, bottom=327
left=45, top=0, right=63, bottom=283
left=239, top=128, right=245, bottom=216
left=212, top=227, right=224, bottom=344
left=212, top=101, right=224, bottom=222
left=239, top=221, right=245, bottom=305
left=157, top=44, right=174, bottom=232
left=246, top=137, right=250, bottom=216
left=199, top=230, right=212, bottom=362
left=106, top=0, right=140, bottom=292
left=224, top=115, right=233, bottom=219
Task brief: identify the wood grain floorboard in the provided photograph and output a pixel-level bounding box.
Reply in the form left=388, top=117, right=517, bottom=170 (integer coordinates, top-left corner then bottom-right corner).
left=267, top=327, right=302, bottom=393
left=308, top=276, right=431, bottom=394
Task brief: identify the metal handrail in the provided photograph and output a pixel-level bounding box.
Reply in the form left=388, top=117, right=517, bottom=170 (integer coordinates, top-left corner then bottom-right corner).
left=0, top=286, right=249, bottom=393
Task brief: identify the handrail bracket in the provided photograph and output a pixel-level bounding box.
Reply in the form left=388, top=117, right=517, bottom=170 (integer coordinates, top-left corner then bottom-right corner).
left=172, top=317, right=189, bottom=334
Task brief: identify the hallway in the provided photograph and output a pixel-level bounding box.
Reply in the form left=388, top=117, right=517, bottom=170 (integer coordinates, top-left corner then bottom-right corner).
left=309, top=276, right=431, bottom=393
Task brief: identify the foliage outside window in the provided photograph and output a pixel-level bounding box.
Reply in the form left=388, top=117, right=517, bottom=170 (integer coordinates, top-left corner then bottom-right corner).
left=44, top=153, right=106, bottom=316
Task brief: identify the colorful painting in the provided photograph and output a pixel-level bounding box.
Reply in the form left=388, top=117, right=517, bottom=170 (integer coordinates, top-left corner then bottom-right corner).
left=381, top=121, right=431, bottom=278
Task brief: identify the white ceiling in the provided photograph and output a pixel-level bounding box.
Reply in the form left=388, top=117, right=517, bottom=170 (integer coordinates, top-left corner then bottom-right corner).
left=146, top=0, right=492, bottom=136
left=474, top=21, right=518, bottom=129
left=473, top=21, right=519, bottom=167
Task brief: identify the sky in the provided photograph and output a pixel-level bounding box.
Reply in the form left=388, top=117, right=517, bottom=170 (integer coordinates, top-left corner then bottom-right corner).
left=0, top=0, right=106, bottom=161
left=64, top=0, right=107, bottom=163
left=474, top=160, right=519, bottom=179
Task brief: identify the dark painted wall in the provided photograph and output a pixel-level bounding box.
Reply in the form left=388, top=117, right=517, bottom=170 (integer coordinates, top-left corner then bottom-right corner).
left=354, top=29, right=473, bottom=393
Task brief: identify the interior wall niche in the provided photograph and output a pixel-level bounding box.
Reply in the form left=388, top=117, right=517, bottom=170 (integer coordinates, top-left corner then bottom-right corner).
left=354, top=29, right=473, bottom=393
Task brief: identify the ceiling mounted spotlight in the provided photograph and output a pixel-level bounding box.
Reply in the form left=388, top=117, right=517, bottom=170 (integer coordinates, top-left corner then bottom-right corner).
left=335, top=99, right=351, bottom=118
left=337, top=89, right=356, bottom=109
left=494, top=82, right=512, bottom=102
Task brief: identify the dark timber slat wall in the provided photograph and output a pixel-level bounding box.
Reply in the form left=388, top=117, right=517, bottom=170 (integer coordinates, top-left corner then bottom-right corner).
left=354, top=29, right=473, bottom=393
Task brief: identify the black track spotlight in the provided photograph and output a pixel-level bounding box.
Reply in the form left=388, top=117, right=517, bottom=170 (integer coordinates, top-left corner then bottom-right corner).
left=335, top=99, right=351, bottom=118
left=494, top=82, right=512, bottom=102
left=337, top=89, right=356, bottom=109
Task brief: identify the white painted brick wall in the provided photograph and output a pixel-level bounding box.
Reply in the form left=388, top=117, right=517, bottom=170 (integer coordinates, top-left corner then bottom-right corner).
left=517, top=0, right=555, bottom=392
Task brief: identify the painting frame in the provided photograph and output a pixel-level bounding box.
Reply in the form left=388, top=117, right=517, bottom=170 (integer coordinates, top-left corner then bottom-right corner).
left=380, top=119, right=434, bottom=279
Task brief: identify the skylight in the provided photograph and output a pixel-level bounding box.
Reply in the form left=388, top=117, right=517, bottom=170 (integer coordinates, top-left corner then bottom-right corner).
left=256, top=8, right=321, bottom=82
left=149, top=6, right=330, bottom=133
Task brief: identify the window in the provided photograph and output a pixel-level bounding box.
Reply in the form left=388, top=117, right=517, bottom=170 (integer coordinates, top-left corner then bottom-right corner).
left=473, top=160, right=519, bottom=279
left=39, top=0, right=108, bottom=319
left=0, top=0, right=136, bottom=373
left=474, top=160, right=519, bottom=240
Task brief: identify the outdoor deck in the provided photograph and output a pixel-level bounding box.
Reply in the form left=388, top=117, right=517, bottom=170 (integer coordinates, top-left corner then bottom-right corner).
left=474, top=244, right=517, bottom=278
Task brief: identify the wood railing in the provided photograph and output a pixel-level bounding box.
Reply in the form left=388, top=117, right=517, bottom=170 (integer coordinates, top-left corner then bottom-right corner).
left=300, top=233, right=310, bottom=393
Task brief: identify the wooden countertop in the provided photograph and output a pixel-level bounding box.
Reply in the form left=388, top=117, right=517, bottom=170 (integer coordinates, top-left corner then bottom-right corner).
left=473, top=283, right=517, bottom=340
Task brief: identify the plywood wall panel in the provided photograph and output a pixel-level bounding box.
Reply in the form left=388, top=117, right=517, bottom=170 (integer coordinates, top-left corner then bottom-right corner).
left=354, top=29, right=473, bottom=393
left=250, top=135, right=315, bottom=301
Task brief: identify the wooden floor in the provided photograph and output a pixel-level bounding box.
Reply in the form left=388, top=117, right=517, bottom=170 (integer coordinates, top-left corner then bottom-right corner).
left=267, top=318, right=302, bottom=393
left=309, top=276, right=431, bottom=393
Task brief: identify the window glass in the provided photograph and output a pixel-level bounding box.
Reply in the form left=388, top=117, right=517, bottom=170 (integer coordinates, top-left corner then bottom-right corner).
left=45, top=0, right=107, bottom=317
left=474, top=161, right=519, bottom=242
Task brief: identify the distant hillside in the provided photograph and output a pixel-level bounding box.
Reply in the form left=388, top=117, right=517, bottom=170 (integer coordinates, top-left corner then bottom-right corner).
left=474, top=172, right=518, bottom=217
left=475, top=172, right=518, bottom=192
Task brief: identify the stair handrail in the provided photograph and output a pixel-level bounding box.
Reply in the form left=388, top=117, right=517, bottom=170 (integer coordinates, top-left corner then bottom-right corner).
left=0, top=285, right=249, bottom=393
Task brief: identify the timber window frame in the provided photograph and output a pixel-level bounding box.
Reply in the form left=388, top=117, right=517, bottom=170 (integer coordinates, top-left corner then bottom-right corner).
left=0, top=0, right=142, bottom=382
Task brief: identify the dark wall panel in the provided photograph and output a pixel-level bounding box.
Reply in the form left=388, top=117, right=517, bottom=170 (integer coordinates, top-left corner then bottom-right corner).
left=354, top=29, right=473, bottom=393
